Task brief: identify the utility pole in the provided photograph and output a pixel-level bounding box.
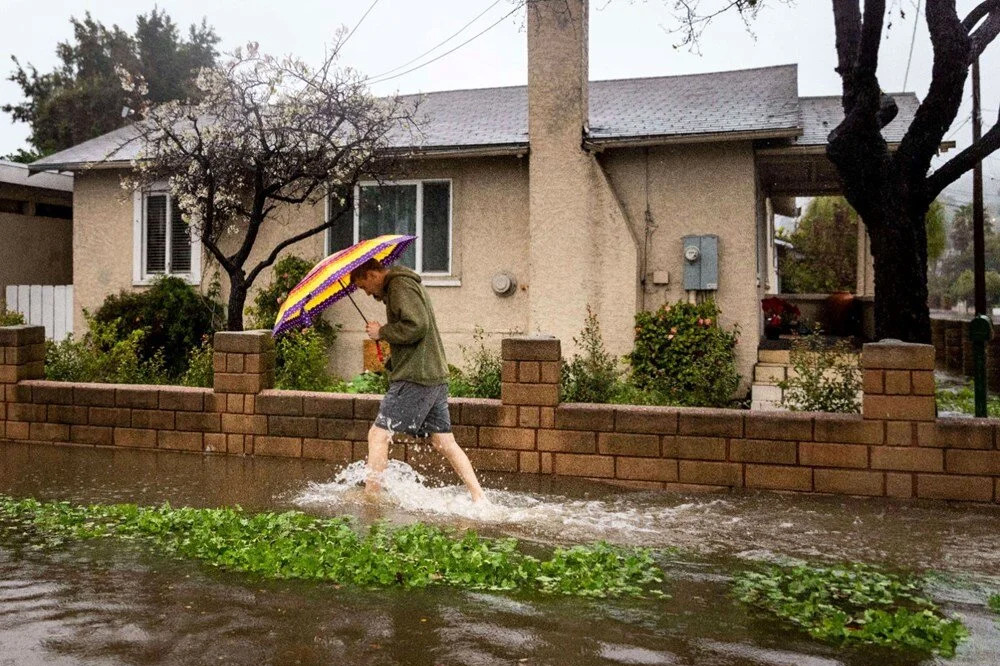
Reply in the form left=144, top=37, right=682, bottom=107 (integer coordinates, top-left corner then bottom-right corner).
left=969, top=57, right=992, bottom=417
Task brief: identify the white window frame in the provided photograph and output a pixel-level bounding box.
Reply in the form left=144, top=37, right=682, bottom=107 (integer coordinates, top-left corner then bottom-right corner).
left=326, top=179, right=456, bottom=284
left=132, top=187, right=202, bottom=287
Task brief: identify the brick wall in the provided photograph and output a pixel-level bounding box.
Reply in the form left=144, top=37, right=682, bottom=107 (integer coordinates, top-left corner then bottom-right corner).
left=2, top=326, right=999, bottom=504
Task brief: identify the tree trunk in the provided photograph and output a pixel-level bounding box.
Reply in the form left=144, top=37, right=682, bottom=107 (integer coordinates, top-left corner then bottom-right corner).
left=226, top=274, right=248, bottom=331
left=866, top=200, right=932, bottom=343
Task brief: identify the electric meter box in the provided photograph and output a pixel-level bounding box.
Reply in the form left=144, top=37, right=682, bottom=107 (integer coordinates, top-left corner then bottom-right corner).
left=682, top=235, right=719, bottom=291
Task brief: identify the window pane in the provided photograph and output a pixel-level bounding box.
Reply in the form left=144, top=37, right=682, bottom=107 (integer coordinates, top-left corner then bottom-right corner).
left=170, top=200, right=192, bottom=273
left=328, top=194, right=354, bottom=254
left=359, top=184, right=417, bottom=269
left=146, top=194, right=167, bottom=274
left=421, top=182, right=450, bottom=272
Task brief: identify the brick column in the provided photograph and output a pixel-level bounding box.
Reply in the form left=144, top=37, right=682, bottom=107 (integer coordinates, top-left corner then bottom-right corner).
left=862, top=340, right=936, bottom=424
left=213, top=330, right=275, bottom=454
left=0, top=326, right=45, bottom=441
left=501, top=335, right=561, bottom=473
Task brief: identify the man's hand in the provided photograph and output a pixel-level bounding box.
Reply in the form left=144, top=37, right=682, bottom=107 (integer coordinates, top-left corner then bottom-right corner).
left=366, top=321, right=382, bottom=340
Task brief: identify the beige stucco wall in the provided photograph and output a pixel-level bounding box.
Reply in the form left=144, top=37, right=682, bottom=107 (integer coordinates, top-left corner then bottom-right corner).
left=0, top=183, right=73, bottom=302
left=598, top=142, right=762, bottom=388
left=70, top=157, right=531, bottom=379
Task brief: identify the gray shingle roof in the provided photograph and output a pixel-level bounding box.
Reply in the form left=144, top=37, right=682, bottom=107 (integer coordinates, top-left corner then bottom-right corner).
left=35, top=63, right=891, bottom=170
left=794, top=93, right=920, bottom=146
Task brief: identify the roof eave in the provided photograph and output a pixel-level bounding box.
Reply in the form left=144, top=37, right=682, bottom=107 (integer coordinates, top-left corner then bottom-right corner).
left=28, top=159, right=133, bottom=174
left=583, top=127, right=803, bottom=151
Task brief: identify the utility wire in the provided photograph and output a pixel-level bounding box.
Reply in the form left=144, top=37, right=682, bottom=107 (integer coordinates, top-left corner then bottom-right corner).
left=367, top=2, right=525, bottom=86
left=365, top=0, right=506, bottom=81
left=902, top=0, right=921, bottom=91
left=945, top=114, right=972, bottom=141
left=341, top=0, right=381, bottom=50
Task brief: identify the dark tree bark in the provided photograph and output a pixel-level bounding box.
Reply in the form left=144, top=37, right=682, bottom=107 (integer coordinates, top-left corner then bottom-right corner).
left=828, top=0, right=1000, bottom=342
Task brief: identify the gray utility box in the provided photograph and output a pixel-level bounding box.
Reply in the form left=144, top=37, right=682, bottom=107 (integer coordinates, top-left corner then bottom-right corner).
left=682, top=235, right=719, bottom=291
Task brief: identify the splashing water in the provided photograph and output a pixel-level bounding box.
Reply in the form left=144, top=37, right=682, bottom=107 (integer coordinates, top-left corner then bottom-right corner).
left=293, top=460, right=737, bottom=547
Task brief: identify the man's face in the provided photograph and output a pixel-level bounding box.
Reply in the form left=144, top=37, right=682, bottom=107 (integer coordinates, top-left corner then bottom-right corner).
left=354, top=270, right=384, bottom=299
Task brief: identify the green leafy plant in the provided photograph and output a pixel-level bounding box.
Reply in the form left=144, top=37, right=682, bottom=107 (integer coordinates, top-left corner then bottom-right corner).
left=562, top=306, right=622, bottom=404
left=778, top=333, right=861, bottom=413
left=339, top=370, right=391, bottom=395
left=455, top=326, right=503, bottom=399
left=0, top=495, right=666, bottom=599
left=936, top=382, right=1000, bottom=417
left=275, top=329, right=336, bottom=392
left=0, top=307, right=25, bottom=326
left=92, top=276, right=222, bottom=378
left=733, top=562, right=967, bottom=657
left=179, top=335, right=214, bottom=387
left=45, top=314, right=169, bottom=384
left=627, top=300, right=740, bottom=407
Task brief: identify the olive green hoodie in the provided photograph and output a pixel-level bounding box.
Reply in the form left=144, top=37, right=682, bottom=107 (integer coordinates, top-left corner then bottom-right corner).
left=378, top=266, right=449, bottom=386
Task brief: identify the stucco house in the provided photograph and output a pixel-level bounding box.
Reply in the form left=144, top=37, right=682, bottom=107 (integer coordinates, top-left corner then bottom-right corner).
left=29, top=0, right=921, bottom=388
left=1, top=160, right=73, bottom=311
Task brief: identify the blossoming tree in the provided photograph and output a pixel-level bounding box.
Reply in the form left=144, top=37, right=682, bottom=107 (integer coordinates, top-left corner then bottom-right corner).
left=119, top=36, right=416, bottom=330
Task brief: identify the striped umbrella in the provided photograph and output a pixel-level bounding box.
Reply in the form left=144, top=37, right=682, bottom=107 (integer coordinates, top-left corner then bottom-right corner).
left=272, top=235, right=416, bottom=359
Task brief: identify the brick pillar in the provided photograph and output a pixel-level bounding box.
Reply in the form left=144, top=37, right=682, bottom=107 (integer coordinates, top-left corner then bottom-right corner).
left=0, top=325, right=45, bottom=441
left=861, top=340, right=936, bottom=423
left=500, top=335, right=561, bottom=423
left=213, top=330, right=275, bottom=454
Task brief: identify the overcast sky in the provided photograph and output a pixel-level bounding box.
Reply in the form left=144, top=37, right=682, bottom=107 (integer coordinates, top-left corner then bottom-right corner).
left=1, top=0, right=996, bottom=209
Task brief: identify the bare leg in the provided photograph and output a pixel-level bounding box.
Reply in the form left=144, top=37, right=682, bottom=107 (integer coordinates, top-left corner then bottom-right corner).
left=430, top=431, right=485, bottom=502
left=365, top=425, right=392, bottom=496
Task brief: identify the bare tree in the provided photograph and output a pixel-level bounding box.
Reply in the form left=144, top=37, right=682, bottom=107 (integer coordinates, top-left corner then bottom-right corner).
left=668, top=0, right=1000, bottom=342
left=828, top=0, right=1000, bottom=342
left=119, top=36, right=416, bottom=330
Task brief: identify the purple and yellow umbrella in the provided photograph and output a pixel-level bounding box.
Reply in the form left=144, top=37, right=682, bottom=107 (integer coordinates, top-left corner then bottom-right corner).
left=272, top=235, right=416, bottom=359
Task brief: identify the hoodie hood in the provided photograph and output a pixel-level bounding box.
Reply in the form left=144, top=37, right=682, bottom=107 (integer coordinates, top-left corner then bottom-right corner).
left=385, top=264, right=422, bottom=285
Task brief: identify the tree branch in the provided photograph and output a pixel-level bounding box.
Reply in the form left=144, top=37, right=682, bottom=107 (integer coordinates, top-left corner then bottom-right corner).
left=832, top=0, right=862, bottom=111
left=966, top=0, right=1000, bottom=57
left=925, top=110, right=1000, bottom=201
left=896, top=0, right=970, bottom=182
left=245, top=199, right=352, bottom=286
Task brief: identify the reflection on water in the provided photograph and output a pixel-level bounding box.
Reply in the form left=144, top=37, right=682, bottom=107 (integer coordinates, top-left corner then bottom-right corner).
left=1, top=441, right=999, bottom=665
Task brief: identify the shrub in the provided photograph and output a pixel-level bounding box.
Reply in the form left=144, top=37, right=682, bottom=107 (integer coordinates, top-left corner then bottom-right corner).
left=562, top=307, right=621, bottom=403
left=275, top=329, right=335, bottom=391
left=180, top=335, right=214, bottom=388
left=456, top=327, right=502, bottom=399
left=0, top=307, right=25, bottom=326
left=246, top=254, right=338, bottom=344
left=627, top=300, right=740, bottom=407
left=92, top=276, right=221, bottom=378
left=778, top=333, right=861, bottom=413
left=340, top=370, right=390, bottom=395
left=45, top=315, right=169, bottom=384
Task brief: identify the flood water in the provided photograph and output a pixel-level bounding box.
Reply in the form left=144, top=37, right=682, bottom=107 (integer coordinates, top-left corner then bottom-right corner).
left=1, top=440, right=999, bottom=665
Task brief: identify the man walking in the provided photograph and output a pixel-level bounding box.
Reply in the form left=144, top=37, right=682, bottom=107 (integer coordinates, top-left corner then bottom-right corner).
left=350, top=258, right=486, bottom=503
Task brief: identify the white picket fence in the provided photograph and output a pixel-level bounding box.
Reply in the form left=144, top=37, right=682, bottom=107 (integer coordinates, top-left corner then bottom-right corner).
left=4, top=285, right=74, bottom=341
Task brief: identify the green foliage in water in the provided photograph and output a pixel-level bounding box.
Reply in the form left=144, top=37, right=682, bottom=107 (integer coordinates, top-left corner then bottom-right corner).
left=732, top=562, right=967, bottom=657
left=0, top=495, right=665, bottom=599
left=990, top=594, right=1000, bottom=614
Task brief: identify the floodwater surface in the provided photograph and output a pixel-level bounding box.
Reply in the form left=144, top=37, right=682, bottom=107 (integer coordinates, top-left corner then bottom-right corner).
left=1, top=441, right=998, bottom=665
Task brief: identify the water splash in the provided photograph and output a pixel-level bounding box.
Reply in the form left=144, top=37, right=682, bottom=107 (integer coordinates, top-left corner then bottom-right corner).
left=293, top=460, right=736, bottom=547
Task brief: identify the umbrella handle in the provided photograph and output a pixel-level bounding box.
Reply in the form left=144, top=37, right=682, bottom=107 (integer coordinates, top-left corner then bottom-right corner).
left=375, top=340, right=384, bottom=365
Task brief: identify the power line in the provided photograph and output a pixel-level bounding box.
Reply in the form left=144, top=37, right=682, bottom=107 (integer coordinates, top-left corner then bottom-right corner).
left=341, top=0, right=381, bottom=50
left=365, top=0, right=506, bottom=81
left=946, top=114, right=972, bottom=141
left=367, top=2, right=526, bottom=86
left=902, top=0, right=921, bottom=91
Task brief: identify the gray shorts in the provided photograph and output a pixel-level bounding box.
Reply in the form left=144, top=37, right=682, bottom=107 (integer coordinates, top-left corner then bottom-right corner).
left=373, top=381, right=452, bottom=438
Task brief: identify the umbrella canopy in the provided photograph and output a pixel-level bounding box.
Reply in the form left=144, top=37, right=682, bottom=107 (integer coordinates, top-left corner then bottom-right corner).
left=272, top=234, right=416, bottom=337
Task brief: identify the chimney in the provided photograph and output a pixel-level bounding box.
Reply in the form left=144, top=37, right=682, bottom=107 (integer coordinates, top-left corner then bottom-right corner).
left=525, top=0, right=597, bottom=346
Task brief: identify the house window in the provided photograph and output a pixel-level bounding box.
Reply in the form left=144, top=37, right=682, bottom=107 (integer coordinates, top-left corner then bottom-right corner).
left=0, top=197, right=28, bottom=215
left=132, top=190, right=201, bottom=286
left=327, top=180, right=452, bottom=275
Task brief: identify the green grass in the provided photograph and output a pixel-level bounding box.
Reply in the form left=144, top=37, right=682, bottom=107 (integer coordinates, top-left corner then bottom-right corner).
left=732, top=562, right=968, bottom=657
left=936, top=382, right=1000, bottom=417
left=0, top=495, right=665, bottom=599
left=990, top=594, right=1000, bottom=615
